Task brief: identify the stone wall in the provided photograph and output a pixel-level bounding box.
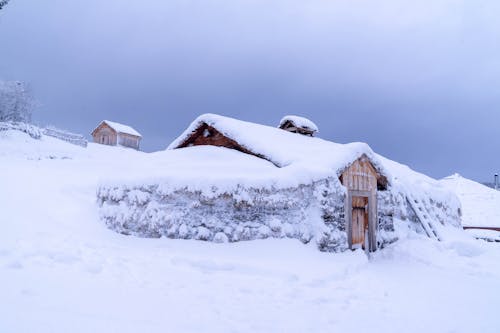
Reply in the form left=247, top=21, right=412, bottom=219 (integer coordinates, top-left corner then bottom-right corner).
left=97, top=178, right=460, bottom=252
left=97, top=178, right=355, bottom=252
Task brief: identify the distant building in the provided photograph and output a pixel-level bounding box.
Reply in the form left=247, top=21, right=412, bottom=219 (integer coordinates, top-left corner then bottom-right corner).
left=91, top=120, right=142, bottom=150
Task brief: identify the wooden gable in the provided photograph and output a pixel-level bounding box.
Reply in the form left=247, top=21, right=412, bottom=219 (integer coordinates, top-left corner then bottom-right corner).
left=175, top=122, right=277, bottom=166
left=91, top=122, right=117, bottom=137
left=340, top=155, right=388, bottom=191
left=92, top=122, right=118, bottom=146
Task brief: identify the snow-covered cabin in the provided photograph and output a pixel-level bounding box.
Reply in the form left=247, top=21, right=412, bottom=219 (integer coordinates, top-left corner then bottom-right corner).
left=91, top=120, right=142, bottom=150
left=279, top=115, right=318, bottom=136
left=98, top=114, right=461, bottom=252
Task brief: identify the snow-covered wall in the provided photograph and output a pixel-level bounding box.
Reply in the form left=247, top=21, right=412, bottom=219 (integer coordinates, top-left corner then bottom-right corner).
left=98, top=180, right=339, bottom=249
left=97, top=178, right=418, bottom=252
left=377, top=186, right=461, bottom=243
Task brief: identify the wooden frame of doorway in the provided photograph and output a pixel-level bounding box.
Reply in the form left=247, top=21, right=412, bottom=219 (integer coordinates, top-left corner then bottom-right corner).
left=345, top=190, right=377, bottom=252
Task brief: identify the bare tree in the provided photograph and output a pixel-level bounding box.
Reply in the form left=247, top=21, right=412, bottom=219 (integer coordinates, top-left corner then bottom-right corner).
left=0, top=0, right=10, bottom=10
left=0, top=81, right=36, bottom=123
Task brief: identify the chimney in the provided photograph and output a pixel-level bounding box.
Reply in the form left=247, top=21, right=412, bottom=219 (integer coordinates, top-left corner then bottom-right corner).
left=278, top=115, right=319, bottom=137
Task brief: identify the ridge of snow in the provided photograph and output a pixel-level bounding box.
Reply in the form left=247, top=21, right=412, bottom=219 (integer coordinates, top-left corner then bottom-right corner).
left=279, top=115, right=319, bottom=132
left=440, top=174, right=500, bottom=228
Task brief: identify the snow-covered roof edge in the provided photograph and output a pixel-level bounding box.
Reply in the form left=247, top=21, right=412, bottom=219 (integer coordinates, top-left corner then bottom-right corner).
left=168, top=114, right=249, bottom=150
left=167, top=114, right=390, bottom=186
left=91, top=120, right=142, bottom=137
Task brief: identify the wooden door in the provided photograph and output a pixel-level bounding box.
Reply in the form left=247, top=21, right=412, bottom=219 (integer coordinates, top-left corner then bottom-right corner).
left=351, top=196, right=369, bottom=249
left=101, top=135, right=109, bottom=145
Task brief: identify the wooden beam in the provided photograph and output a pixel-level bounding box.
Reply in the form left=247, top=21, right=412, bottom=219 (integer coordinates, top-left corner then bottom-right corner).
left=463, top=226, right=500, bottom=232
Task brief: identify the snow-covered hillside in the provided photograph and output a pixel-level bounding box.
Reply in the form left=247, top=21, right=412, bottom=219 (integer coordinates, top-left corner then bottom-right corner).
left=441, top=174, right=500, bottom=228
left=1, top=129, right=500, bottom=333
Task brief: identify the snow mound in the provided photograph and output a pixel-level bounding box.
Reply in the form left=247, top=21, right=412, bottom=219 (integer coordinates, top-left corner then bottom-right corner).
left=440, top=174, right=500, bottom=228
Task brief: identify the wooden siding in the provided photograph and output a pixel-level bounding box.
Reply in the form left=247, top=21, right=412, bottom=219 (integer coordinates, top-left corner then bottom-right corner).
left=176, top=123, right=277, bottom=166
left=463, top=226, right=500, bottom=232
left=351, top=197, right=369, bottom=247
left=92, top=123, right=117, bottom=146
left=118, top=132, right=141, bottom=150
left=340, top=156, right=379, bottom=192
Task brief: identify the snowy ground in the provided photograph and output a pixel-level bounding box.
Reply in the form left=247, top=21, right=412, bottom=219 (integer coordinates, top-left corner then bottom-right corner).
left=441, top=174, right=500, bottom=228
left=1, top=130, right=500, bottom=333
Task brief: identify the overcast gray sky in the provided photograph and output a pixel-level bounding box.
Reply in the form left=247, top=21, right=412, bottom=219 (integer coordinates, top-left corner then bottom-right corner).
left=1, top=0, right=499, bottom=182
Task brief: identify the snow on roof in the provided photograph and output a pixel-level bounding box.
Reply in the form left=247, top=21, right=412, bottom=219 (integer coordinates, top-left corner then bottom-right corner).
left=279, top=115, right=319, bottom=132
left=168, top=113, right=385, bottom=176
left=167, top=114, right=460, bottom=210
left=95, top=120, right=142, bottom=137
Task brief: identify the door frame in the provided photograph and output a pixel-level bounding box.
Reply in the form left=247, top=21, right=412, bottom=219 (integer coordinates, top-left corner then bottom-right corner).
left=346, top=190, right=377, bottom=252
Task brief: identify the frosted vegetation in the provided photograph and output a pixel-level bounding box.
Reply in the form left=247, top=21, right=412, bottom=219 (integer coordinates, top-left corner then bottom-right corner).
left=0, top=80, right=35, bottom=123
left=0, top=79, right=87, bottom=146
left=0, top=0, right=9, bottom=10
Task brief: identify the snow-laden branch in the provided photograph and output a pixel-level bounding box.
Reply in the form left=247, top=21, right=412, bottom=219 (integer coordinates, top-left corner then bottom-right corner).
left=0, top=81, right=37, bottom=123
left=0, top=1, right=10, bottom=10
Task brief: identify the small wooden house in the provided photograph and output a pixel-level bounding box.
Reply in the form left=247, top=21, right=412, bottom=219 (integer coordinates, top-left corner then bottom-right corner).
left=91, top=120, right=142, bottom=150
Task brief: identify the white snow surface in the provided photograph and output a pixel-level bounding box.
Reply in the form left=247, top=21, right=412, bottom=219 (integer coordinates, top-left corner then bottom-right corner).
left=1, top=128, right=499, bottom=332
left=441, top=174, right=500, bottom=228
left=279, top=115, right=319, bottom=132
left=95, top=120, right=142, bottom=137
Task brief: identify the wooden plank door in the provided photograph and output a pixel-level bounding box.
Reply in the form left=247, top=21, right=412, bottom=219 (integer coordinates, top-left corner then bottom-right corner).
left=351, top=196, right=369, bottom=249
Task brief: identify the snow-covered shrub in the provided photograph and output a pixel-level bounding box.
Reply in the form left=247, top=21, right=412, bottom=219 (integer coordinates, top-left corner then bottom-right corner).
left=98, top=178, right=360, bottom=252
left=0, top=1, right=10, bottom=10
left=0, top=81, right=36, bottom=123
left=0, top=121, right=41, bottom=139
left=213, top=232, right=229, bottom=243
left=97, top=175, right=461, bottom=252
